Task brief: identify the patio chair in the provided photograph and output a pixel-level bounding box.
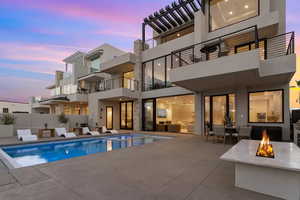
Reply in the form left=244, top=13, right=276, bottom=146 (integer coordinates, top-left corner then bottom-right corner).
left=17, top=129, right=38, bottom=142
left=205, top=124, right=214, bottom=141
left=237, top=126, right=252, bottom=141
left=102, top=126, right=118, bottom=134
left=55, top=128, right=77, bottom=138
left=214, top=125, right=230, bottom=144
left=82, top=127, right=100, bottom=136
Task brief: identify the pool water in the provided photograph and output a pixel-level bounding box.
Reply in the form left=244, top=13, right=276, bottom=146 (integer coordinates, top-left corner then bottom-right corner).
left=1, top=134, right=172, bottom=167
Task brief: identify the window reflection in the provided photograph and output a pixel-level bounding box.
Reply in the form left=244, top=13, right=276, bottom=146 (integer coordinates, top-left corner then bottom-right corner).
left=153, top=57, right=166, bottom=89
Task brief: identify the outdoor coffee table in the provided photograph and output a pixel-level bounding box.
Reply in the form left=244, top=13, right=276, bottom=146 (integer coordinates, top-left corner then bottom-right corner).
left=38, top=128, right=55, bottom=138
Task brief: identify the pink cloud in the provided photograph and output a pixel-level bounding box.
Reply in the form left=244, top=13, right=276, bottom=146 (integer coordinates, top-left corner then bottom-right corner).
left=295, top=39, right=300, bottom=54
left=0, top=76, right=51, bottom=102
left=0, top=42, right=88, bottom=74
left=2, top=0, right=141, bottom=25
left=94, top=29, right=140, bottom=39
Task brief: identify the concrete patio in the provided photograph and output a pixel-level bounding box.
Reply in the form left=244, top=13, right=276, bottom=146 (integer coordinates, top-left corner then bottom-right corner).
left=0, top=134, right=282, bottom=200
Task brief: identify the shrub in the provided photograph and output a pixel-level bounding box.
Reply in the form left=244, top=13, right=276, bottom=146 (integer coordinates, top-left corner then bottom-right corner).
left=0, top=114, right=15, bottom=125
left=58, top=113, right=69, bottom=124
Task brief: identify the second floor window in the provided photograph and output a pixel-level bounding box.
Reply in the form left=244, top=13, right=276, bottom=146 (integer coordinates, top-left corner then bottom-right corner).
left=143, top=55, right=172, bottom=91
left=3, top=108, right=9, bottom=113
left=90, top=57, right=101, bottom=72
left=209, top=0, right=259, bottom=31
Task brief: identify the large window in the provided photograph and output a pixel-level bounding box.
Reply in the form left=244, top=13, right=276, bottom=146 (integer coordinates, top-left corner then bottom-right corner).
left=153, top=57, right=166, bottom=89
left=143, top=55, right=173, bottom=91
left=3, top=108, right=9, bottom=113
left=90, top=57, right=101, bottom=72
left=123, top=71, right=135, bottom=90
left=209, top=0, right=259, bottom=31
left=249, top=90, right=283, bottom=123
left=143, top=61, right=153, bottom=91
left=143, top=95, right=195, bottom=133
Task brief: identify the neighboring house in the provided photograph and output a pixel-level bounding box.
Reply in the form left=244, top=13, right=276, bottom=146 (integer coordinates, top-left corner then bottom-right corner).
left=36, top=44, right=125, bottom=116
left=28, top=97, right=50, bottom=114
left=33, top=0, right=296, bottom=141
left=0, top=100, right=30, bottom=114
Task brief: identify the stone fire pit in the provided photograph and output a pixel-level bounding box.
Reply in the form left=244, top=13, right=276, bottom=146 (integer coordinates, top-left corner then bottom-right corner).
left=221, top=140, right=300, bottom=200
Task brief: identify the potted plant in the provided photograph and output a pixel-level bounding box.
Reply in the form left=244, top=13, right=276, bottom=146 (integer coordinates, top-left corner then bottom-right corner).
left=58, top=113, right=69, bottom=128
left=0, top=114, right=15, bottom=137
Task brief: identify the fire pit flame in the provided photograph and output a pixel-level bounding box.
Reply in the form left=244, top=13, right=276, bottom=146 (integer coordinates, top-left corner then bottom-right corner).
left=256, top=130, right=275, bottom=158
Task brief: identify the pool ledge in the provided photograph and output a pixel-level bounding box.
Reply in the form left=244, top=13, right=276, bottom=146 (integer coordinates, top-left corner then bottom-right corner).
left=0, top=148, right=21, bottom=169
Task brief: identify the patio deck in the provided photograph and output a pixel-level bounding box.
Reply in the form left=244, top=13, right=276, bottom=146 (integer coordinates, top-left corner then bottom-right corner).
left=0, top=133, right=282, bottom=200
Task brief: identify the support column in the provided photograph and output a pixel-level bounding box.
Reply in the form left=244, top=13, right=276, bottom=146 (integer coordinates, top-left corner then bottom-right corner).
left=236, top=88, right=248, bottom=127
left=133, top=39, right=144, bottom=131
left=195, top=92, right=204, bottom=135
left=88, top=94, right=100, bottom=128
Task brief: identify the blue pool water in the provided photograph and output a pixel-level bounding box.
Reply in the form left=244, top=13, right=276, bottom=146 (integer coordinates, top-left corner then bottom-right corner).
left=1, top=134, right=172, bottom=167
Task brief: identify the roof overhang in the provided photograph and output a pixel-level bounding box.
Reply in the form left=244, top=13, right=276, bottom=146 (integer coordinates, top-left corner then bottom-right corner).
left=46, top=84, right=56, bottom=89
left=63, top=51, right=86, bottom=63
left=85, top=49, right=104, bottom=60
left=39, top=96, right=69, bottom=105
left=78, top=73, right=109, bottom=82
left=101, top=53, right=136, bottom=74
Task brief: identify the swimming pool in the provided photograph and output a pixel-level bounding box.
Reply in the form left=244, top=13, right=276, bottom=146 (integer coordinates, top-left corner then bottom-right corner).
left=0, top=134, right=172, bottom=168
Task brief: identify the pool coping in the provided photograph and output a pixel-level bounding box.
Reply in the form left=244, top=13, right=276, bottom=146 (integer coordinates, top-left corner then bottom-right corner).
left=0, top=133, right=175, bottom=169
left=0, top=148, right=21, bottom=169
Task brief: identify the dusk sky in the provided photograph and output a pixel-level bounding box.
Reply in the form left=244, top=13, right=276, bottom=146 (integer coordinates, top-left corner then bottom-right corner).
left=0, top=0, right=299, bottom=102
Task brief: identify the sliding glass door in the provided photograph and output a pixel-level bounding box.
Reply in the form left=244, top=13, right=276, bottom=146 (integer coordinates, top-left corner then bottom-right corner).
left=205, top=94, right=236, bottom=127
left=143, top=99, right=155, bottom=131
left=212, top=96, right=227, bottom=125
left=120, top=101, right=133, bottom=130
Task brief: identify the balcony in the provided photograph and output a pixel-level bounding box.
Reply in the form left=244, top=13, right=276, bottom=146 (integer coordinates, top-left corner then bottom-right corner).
left=168, top=27, right=295, bottom=91
left=101, top=53, right=136, bottom=74
left=91, top=78, right=140, bottom=101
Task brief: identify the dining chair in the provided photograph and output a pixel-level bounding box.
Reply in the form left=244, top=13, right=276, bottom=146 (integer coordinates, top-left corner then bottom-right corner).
left=238, top=126, right=252, bottom=141
left=213, top=125, right=228, bottom=144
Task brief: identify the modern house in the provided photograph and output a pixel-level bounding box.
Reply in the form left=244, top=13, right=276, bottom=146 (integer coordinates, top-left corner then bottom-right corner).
left=36, top=44, right=125, bottom=116
left=137, top=0, right=295, bottom=141
left=32, top=0, right=296, bottom=141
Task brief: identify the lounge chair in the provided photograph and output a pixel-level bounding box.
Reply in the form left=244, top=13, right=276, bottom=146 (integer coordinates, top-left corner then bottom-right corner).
left=17, top=129, right=38, bottom=142
left=82, top=127, right=100, bottom=136
left=55, top=128, right=77, bottom=138
left=102, top=126, right=118, bottom=134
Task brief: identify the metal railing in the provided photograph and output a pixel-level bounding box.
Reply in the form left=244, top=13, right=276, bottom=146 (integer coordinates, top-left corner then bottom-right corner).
left=145, top=38, right=158, bottom=49
left=94, top=78, right=139, bottom=92
left=266, top=31, right=295, bottom=59
left=171, top=26, right=260, bottom=68
left=171, top=27, right=295, bottom=69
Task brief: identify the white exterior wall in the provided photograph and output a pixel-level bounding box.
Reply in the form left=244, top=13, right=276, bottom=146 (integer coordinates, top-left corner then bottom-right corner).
left=11, top=113, right=88, bottom=135
left=0, top=101, right=30, bottom=114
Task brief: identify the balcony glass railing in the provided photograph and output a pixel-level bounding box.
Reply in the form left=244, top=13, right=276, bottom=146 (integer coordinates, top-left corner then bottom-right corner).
left=93, top=78, right=139, bottom=92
